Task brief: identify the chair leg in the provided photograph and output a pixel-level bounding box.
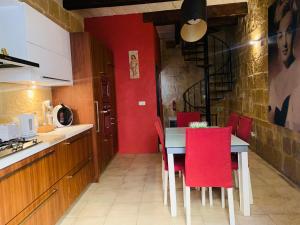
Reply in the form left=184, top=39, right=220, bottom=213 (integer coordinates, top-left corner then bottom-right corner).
left=227, top=188, right=236, bottom=225
left=183, top=173, right=186, bottom=208
left=201, top=187, right=206, bottom=206
left=161, top=156, right=164, bottom=183
left=163, top=171, right=168, bottom=206
left=249, top=168, right=253, bottom=204
left=233, top=170, right=239, bottom=188
left=185, top=186, right=191, bottom=225
left=209, top=187, right=213, bottom=207
left=221, top=187, right=225, bottom=208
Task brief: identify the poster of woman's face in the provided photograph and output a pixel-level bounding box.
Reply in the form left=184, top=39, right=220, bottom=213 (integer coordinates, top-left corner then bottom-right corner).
left=129, top=50, right=140, bottom=79
left=268, top=0, right=300, bottom=131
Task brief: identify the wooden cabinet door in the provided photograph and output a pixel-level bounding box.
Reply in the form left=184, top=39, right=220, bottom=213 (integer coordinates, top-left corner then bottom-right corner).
left=0, top=148, right=57, bottom=225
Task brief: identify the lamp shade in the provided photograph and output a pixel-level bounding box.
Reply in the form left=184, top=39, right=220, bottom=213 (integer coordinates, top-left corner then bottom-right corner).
left=180, top=0, right=207, bottom=42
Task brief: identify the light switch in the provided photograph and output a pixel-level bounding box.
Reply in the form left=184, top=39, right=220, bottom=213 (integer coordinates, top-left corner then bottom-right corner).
left=138, top=101, right=146, bottom=106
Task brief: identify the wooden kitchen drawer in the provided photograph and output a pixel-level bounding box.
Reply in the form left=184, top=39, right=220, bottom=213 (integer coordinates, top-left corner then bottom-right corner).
left=7, top=176, right=69, bottom=225
left=0, top=147, right=57, bottom=225
left=61, top=131, right=92, bottom=175
left=66, top=157, right=93, bottom=204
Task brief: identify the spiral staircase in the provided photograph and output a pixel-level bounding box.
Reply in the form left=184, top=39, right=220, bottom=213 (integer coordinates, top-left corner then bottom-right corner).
left=182, top=34, right=233, bottom=125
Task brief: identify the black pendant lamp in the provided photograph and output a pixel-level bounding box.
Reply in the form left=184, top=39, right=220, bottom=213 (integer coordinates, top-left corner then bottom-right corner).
left=180, top=0, right=207, bottom=42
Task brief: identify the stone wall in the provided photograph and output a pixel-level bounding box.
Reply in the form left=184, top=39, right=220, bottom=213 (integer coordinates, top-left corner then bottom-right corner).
left=22, top=0, right=83, bottom=32
left=0, top=84, right=52, bottom=125
left=223, top=0, right=300, bottom=185
left=160, top=41, right=204, bottom=126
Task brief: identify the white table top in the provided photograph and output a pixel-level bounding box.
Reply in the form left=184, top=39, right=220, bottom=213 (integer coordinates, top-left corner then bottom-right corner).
left=165, top=127, right=249, bottom=154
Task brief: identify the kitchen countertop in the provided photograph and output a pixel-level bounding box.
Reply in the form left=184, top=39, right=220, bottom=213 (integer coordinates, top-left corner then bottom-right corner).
left=0, top=124, right=93, bottom=170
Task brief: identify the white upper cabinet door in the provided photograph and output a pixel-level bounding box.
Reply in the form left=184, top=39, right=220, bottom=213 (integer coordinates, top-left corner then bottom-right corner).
left=0, top=1, right=73, bottom=86
left=24, top=4, right=71, bottom=60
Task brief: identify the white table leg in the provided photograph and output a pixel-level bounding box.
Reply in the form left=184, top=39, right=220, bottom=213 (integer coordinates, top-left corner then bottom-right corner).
left=168, top=153, right=177, bottom=217
left=239, top=151, right=250, bottom=216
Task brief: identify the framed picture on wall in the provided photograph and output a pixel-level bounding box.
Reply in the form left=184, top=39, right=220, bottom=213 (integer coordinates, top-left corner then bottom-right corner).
left=268, top=0, right=300, bottom=131
left=129, top=50, right=140, bottom=79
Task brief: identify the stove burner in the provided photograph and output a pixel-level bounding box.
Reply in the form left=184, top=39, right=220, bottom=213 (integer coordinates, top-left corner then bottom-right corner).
left=0, top=138, right=42, bottom=159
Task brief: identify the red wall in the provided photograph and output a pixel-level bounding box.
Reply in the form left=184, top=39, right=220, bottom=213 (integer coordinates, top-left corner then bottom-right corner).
left=85, top=14, right=158, bottom=153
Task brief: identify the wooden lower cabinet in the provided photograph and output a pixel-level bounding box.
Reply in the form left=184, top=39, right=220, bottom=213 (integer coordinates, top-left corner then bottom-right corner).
left=0, top=130, right=94, bottom=225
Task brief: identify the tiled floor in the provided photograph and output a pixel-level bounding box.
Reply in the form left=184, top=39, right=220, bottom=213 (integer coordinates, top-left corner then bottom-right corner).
left=58, top=152, right=300, bottom=225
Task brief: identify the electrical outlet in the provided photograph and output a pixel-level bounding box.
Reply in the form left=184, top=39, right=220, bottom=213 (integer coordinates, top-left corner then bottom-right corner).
left=138, top=101, right=146, bottom=106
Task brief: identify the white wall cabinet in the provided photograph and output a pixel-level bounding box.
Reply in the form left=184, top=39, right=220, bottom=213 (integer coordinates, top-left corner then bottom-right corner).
left=0, top=1, right=73, bottom=86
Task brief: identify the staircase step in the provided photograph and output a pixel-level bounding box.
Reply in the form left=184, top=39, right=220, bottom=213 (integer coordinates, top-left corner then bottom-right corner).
left=197, top=64, right=213, bottom=68
left=184, top=57, right=204, bottom=61
left=182, top=50, right=204, bottom=55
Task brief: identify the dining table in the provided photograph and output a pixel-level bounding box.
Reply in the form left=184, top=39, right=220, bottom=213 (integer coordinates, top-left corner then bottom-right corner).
left=165, top=127, right=251, bottom=217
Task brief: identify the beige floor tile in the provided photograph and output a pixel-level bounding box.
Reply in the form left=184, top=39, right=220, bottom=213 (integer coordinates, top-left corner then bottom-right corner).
left=65, top=200, right=88, bottom=218
left=104, top=215, right=138, bottom=225
left=115, top=190, right=143, bottom=203
left=57, top=217, right=77, bottom=225
left=137, top=214, right=172, bottom=225
left=236, top=215, right=276, bottom=225
left=141, top=190, right=164, bottom=203
left=269, top=214, right=300, bottom=225
left=139, top=202, right=170, bottom=216
left=107, top=202, right=140, bottom=216
left=74, top=217, right=106, bottom=225
left=78, top=202, right=113, bottom=217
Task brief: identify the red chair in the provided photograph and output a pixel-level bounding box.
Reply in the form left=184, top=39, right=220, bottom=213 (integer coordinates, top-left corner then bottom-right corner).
left=154, top=117, right=185, bottom=206
left=237, top=116, right=253, bottom=142
left=183, top=127, right=235, bottom=225
left=177, top=112, right=201, bottom=127
left=226, top=112, right=240, bottom=134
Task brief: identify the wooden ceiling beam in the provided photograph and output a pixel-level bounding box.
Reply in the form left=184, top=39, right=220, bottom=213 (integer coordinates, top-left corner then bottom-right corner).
left=63, top=0, right=177, bottom=10
left=143, top=2, right=247, bottom=25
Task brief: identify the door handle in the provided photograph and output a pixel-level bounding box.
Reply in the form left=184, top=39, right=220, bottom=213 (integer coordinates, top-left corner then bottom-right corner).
left=100, top=110, right=108, bottom=114
left=100, top=109, right=110, bottom=114
left=94, top=101, right=100, bottom=133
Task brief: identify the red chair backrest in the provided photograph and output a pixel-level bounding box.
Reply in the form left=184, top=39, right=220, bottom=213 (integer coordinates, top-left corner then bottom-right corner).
left=226, top=112, right=240, bottom=134
left=236, top=116, right=252, bottom=142
left=154, top=117, right=168, bottom=169
left=177, top=112, right=201, bottom=127
left=185, top=127, right=233, bottom=188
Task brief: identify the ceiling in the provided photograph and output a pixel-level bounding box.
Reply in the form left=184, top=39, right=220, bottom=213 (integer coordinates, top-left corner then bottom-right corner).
left=64, top=0, right=248, bottom=18
left=62, top=0, right=248, bottom=42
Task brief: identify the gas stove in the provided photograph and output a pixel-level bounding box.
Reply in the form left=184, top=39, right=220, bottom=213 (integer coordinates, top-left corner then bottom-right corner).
left=0, top=138, right=42, bottom=159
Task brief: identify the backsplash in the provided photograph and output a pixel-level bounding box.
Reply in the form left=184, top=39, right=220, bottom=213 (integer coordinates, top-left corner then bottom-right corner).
left=0, top=83, right=52, bottom=125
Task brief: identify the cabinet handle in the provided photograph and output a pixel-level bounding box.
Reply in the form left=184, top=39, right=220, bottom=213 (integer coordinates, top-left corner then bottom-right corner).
left=66, top=158, right=91, bottom=179
left=19, top=189, right=58, bottom=225
left=64, top=131, right=90, bottom=145
left=94, top=101, right=100, bottom=133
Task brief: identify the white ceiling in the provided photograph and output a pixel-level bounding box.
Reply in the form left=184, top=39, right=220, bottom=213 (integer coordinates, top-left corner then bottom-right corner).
left=75, top=0, right=248, bottom=18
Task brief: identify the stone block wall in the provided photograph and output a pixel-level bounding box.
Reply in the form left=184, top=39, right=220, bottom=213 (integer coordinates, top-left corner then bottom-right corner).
left=223, top=0, right=300, bottom=186
left=160, top=41, right=204, bottom=126
left=22, top=0, right=83, bottom=32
